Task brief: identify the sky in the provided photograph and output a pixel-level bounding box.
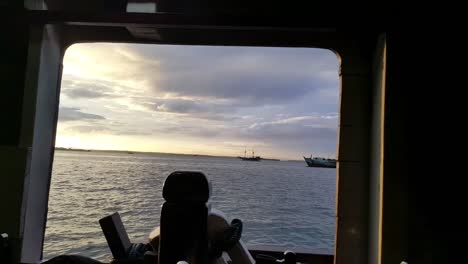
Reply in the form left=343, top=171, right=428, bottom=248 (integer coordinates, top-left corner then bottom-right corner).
left=56, top=43, right=340, bottom=160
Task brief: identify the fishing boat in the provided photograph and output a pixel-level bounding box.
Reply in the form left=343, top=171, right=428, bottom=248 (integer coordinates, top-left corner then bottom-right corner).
left=303, top=155, right=337, bottom=168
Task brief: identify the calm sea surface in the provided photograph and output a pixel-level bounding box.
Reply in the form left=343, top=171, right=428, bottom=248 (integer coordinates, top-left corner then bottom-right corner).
left=44, top=150, right=336, bottom=261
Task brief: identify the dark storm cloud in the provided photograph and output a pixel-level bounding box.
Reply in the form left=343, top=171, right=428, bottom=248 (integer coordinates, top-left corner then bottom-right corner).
left=58, top=107, right=106, bottom=122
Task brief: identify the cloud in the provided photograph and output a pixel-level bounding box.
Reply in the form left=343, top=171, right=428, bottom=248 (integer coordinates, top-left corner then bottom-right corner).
left=252, top=125, right=336, bottom=141
left=248, top=114, right=338, bottom=129
left=63, top=44, right=161, bottom=89
left=61, top=44, right=339, bottom=122
left=145, top=46, right=338, bottom=105
left=58, top=107, right=106, bottom=122
left=61, top=78, right=121, bottom=99
left=65, top=125, right=152, bottom=136
left=65, top=125, right=110, bottom=133
left=156, top=67, right=319, bottom=104
left=69, top=44, right=338, bottom=104
left=57, top=44, right=340, bottom=159
left=143, top=97, right=239, bottom=121
left=65, top=89, right=105, bottom=99
left=243, top=114, right=338, bottom=144
left=154, top=124, right=223, bottom=138
left=153, top=98, right=207, bottom=113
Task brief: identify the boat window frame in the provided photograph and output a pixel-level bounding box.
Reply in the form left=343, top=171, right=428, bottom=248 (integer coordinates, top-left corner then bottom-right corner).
left=18, top=14, right=375, bottom=264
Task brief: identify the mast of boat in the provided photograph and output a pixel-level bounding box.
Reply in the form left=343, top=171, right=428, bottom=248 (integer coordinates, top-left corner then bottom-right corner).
left=244, top=146, right=247, bottom=158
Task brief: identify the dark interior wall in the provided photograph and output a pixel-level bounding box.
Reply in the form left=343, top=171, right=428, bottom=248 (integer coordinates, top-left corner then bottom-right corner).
left=156, top=0, right=395, bottom=19
left=401, top=26, right=457, bottom=263
left=388, top=27, right=441, bottom=264
left=0, top=5, right=31, bottom=264
left=45, top=0, right=127, bottom=12
left=381, top=30, right=409, bottom=264
left=0, top=15, right=29, bottom=146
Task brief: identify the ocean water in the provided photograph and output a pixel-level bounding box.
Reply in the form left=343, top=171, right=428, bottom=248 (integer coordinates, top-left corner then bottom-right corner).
left=43, top=150, right=336, bottom=261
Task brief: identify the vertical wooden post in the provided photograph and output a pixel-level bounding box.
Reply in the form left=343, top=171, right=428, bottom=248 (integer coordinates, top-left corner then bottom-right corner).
left=334, top=47, right=372, bottom=264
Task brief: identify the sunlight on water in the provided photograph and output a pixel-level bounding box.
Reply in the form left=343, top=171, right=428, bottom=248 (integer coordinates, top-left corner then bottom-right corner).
left=44, top=150, right=336, bottom=261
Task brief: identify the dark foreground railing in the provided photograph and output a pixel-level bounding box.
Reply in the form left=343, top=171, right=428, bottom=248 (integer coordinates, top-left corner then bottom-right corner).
left=31, top=246, right=333, bottom=264
left=249, top=245, right=334, bottom=264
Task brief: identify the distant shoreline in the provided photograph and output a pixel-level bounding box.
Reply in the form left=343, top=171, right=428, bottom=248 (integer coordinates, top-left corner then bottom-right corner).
left=54, top=147, right=301, bottom=161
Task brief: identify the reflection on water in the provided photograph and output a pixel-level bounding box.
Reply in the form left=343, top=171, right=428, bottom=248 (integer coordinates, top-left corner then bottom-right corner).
left=44, top=150, right=336, bottom=261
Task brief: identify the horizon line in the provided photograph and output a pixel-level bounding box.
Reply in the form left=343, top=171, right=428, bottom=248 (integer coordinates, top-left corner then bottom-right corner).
left=54, top=146, right=304, bottom=161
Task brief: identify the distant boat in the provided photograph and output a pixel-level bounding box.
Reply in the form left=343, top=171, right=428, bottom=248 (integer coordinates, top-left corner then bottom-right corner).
left=239, top=148, right=261, bottom=161
left=239, top=156, right=261, bottom=161
left=303, top=155, right=336, bottom=168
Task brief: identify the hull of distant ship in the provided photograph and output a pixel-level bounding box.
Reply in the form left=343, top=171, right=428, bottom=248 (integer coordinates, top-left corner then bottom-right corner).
left=239, top=157, right=261, bottom=161
left=303, top=157, right=336, bottom=168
